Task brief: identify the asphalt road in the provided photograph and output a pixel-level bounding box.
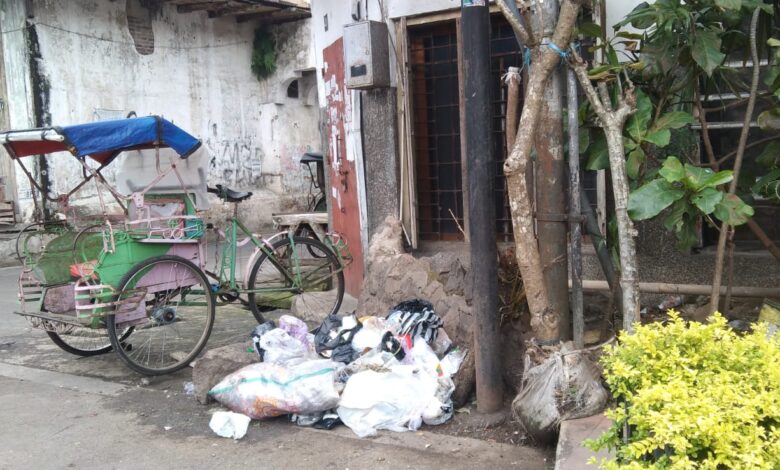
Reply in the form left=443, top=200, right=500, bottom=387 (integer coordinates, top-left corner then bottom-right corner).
left=0, top=265, right=550, bottom=470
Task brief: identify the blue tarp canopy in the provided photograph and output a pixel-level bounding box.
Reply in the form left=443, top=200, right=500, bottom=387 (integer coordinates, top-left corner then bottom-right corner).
left=1, top=116, right=201, bottom=164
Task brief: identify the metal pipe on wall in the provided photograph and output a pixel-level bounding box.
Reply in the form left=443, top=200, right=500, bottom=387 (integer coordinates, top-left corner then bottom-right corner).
left=576, top=280, right=780, bottom=298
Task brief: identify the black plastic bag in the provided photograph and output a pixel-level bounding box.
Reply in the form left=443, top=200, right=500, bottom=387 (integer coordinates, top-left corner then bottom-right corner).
left=312, top=314, right=363, bottom=364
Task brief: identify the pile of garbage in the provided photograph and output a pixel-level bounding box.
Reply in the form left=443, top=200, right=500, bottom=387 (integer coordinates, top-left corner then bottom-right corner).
left=207, top=299, right=466, bottom=439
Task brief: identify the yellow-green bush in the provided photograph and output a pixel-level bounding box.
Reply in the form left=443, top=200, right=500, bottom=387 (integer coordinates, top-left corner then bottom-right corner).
left=587, top=311, right=780, bottom=469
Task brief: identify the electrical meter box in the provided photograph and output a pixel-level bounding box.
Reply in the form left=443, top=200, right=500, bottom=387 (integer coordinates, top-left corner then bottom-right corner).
left=343, top=20, right=391, bottom=89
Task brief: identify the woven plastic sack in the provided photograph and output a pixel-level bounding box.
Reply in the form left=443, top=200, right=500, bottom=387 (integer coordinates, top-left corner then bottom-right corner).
left=209, top=359, right=341, bottom=419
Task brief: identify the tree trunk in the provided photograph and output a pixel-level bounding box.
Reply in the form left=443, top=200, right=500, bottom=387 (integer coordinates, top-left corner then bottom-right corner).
left=499, top=0, right=582, bottom=343
left=604, top=125, right=641, bottom=331
left=570, top=52, right=640, bottom=332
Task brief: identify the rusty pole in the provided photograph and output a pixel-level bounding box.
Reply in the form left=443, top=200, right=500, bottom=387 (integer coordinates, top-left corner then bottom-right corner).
left=461, top=0, right=503, bottom=413
left=534, top=0, right=570, bottom=341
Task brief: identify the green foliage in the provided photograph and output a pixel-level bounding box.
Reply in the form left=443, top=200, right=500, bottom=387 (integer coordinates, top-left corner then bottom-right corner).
left=691, top=31, right=726, bottom=77
left=627, top=157, right=753, bottom=249
left=750, top=39, right=780, bottom=203
left=580, top=0, right=777, bottom=252
left=251, top=28, right=276, bottom=80
left=587, top=311, right=780, bottom=469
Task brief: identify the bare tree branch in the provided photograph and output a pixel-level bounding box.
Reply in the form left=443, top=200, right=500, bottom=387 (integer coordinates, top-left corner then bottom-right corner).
left=569, top=44, right=641, bottom=331
left=495, top=0, right=533, bottom=46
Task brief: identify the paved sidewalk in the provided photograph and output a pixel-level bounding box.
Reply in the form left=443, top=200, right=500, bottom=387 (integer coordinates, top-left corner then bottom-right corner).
left=555, top=414, right=613, bottom=470
left=0, top=265, right=551, bottom=470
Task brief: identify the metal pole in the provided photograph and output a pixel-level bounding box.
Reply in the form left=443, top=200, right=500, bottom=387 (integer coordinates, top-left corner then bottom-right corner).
left=535, top=0, right=570, bottom=340
left=581, top=189, right=622, bottom=314
left=567, top=66, right=584, bottom=348
left=461, top=0, right=502, bottom=414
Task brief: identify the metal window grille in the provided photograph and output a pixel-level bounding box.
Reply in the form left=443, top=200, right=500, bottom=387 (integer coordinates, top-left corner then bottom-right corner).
left=410, top=23, right=464, bottom=241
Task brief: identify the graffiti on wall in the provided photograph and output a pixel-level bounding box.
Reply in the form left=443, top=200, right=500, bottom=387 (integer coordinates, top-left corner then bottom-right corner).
left=205, top=138, right=265, bottom=189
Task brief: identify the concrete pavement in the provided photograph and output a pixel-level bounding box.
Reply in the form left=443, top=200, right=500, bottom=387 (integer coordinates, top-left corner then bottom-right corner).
left=0, top=265, right=552, bottom=469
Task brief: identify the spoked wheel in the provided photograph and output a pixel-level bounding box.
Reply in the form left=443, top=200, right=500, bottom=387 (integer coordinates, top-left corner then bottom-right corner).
left=47, top=325, right=133, bottom=357
left=107, top=255, right=215, bottom=376
left=247, top=236, right=344, bottom=323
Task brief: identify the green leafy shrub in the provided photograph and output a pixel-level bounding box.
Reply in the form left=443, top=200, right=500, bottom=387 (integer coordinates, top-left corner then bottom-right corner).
left=251, top=28, right=276, bottom=80
left=588, top=311, right=780, bottom=469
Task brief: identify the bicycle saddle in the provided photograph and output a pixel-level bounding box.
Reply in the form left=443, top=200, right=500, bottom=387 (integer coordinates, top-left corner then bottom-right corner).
left=301, top=151, right=323, bottom=164
left=207, top=184, right=253, bottom=203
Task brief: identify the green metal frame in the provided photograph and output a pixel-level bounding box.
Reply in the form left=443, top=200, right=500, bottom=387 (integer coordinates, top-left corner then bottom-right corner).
left=213, top=216, right=299, bottom=296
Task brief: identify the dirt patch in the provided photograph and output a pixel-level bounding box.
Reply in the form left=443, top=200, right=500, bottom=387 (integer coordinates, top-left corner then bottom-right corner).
left=426, top=401, right=556, bottom=466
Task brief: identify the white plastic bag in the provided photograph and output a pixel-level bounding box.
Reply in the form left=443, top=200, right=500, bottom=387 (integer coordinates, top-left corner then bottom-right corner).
left=337, top=365, right=438, bottom=437
left=409, top=339, right=444, bottom=377
left=351, top=317, right=388, bottom=352
left=259, top=328, right=310, bottom=364
left=209, top=411, right=251, bottom=440
left=209, top=359, right=341, bottom=419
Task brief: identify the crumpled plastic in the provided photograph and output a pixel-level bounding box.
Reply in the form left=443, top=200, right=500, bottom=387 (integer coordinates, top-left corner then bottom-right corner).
left=279, top=315, right=310, bottom=347
left=209, top=411, right=251, bottom=440
left=259, top=328, right=311, bottom=365
left=337, top=364, right=439, bottom=437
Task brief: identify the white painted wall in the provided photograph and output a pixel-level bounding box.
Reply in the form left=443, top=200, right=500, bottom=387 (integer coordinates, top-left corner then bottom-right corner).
left=2, top=0, right=320, bottom=229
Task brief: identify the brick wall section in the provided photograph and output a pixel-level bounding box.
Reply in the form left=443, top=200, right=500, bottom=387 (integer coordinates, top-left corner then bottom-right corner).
left=127, top=15, right=154, bottom=55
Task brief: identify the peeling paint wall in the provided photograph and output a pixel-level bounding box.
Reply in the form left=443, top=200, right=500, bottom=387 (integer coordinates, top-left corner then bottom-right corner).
left=1, top=0, right=320, bottom=230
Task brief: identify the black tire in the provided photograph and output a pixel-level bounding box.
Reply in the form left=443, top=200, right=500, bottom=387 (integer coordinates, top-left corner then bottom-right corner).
left=47, top=326, right=133, bottom=357
left=107, top=255, right=215, bottom=376
left=247, top=236, right=344, bottom=323
left=313, top=195, right=327, bottom=212
left=294, top=225, right=326, bottom=258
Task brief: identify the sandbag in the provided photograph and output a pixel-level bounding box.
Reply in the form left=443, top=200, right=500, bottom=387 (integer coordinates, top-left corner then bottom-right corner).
left=512, top=346, right=608, bottom=443
left=209, top=359, right=341, bottom=419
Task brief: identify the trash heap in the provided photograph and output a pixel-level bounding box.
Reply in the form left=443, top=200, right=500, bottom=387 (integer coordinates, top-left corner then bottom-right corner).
left=207, top=299, right=466, bottom=439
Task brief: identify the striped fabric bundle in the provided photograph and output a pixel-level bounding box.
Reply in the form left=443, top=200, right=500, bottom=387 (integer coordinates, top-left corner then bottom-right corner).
left=386, top=299, right=443, bottom=344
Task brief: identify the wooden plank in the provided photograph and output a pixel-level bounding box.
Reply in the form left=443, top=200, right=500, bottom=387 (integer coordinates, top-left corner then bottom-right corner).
left=456, top=17, right=469, bottom=242
left=177, top=2, right=224, bottom=13
left=236, top=9, right=310, bottom=23
left=208, top=4, right=276, bottom=17
left=396, top=17, right=419, bottom=249
left=272, top=212, right=328, bottom=226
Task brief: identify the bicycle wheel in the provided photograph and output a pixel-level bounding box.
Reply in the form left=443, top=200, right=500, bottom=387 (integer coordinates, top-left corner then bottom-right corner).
left=107, top=255, right=215, bottom=375
left=47, top=326, right=132, bottom=357
left=247, top=236, right=344, bottom=323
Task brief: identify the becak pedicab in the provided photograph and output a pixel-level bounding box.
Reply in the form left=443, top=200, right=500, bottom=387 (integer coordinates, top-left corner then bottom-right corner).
left=2, top=116, right=346, bottom=375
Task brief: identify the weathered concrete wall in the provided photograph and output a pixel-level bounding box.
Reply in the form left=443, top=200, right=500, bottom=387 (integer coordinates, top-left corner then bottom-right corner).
left=2, top=0, right=320, bottom=230
left=362, top=88, right=399, bottom=239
